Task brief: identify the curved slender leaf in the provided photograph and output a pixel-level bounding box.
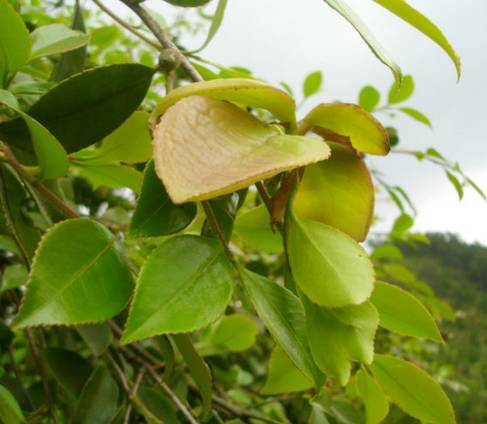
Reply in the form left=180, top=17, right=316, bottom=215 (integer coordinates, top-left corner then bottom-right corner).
left=399, top=107, right=432, bottom=127
left=370, top=354, right=456, bottom=424
left=303, top=103, right=389, bottom=155
left=191, top=0, right=227, bottom=53
left=240, top=269, right=323, bottom=386
left=371, top=281, right=442, bottom=342
left=13, top=218, right=134, bottom=329
left=151, top=78, right=296, bottom=124
left=373, top=0, right=461, bottom=79
left=322, top=0, right=401, bottom=84
left=287, top=212, right=375, bottom=308
left=121, top=235, right=233, bottom=344
left=129, top=161, right=196, bottom=238
left=293, top=142, right=374, bottom=241
left=0, top=384, right=24, bottom=424
left=355, top=369, right=389, bottom=424
left=154, top=96, right=329, bottom=204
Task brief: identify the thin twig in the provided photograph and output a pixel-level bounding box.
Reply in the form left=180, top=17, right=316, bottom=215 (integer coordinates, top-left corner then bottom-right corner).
left=201, top=201, right=235, bottom=263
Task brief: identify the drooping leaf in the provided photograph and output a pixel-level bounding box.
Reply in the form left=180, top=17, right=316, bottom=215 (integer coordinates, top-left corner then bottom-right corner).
left=303, top=297, right=378, bottom=385
left=0, top=165, right=41, bottom=263
left=191, top=0, right=227, bottom=53
left=0, top=0, right=30, bottom=85
left=388, top=75, right=414, bottom=104
left=13, top=218, right=134, bottom=329
left=355, top=369, right=389, bottom=424
left=202, top=314, right=258, bottom=353
left=51, top=0, right=87, bottom=81
left=157, top=336, right=175, bottom=382
left=29, top=23, right=90, bottom=61
left=359, top=86, right=380, bottom=112
left=371, top=281, right=442, bottom=342
left=163, top=0, right=211, bottom=6
left=234, top=204, right=283, bottom=253
left=44, top=348, right=92, bottom=397
left=151, top=78, right=296, bottom=124
left=0, top=384, right=24, bottom=424
left=129, top=161, right=196, bottom=238
left=287, top=212, right=375, bottom=308
left=173, top=333, right=212, bottom=419
left=398, top=107, right=432, bottom=127
left=121, top=235, right=233, bottom=344
left=293, top=142, right=374, bottom=241
left=303, top=71, right=323, bottom=98
left=373, top=0, right=461, bottom=79
left=303, top=103, right=389, bottom=155
left=72, top=366, right=119, bottom=424
left=446, top=171, right=464, bottom=200
left=153, top=96, right=329, bottom=204
left=240, top=269, right=323, bottom=386
left=261, top=346, right=313, bottom=395
left=0, top=64, right=154, bottom=159
left=73, top=112, right=152, bottom=165
left=370, top=354, right=456, bottom=424
left=137, top=386, right=181, bottom=423
left=77, top=323, right=113, bottom=356
left=321, top=0, right=402, bottom=84
left=71, top=163, right=143, bottom=194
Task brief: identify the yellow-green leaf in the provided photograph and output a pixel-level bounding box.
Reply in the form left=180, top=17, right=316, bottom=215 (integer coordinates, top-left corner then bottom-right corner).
left=302, top=103, right=389, bottom=155
left=153, top=96, right=329, bottom=204
left=151, top=78, right=296, bottom=124
left=287, top=212, right=375, bottom=308
left=355, top=369, right=389, bottom=424
left=373, top=0, right=461, bottom=79
left=294, top=142, right=374, bottom=241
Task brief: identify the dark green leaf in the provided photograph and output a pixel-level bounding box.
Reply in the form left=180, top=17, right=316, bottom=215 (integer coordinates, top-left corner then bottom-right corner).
left=202, top=192, right=243, bottom=242
left=77, top=323, right=113, bottom=356
left=0, top=263, right=28, bottom=293
left=137, top=386, right=181, bottom=423
left=72, top=366, right=119, bottom=424
left=173, top=333, right=212, bottom=419
left=0, top=384, right=24, bottom=424
left=13, top=218, right=134, bottom=329
left=303, top=71, right=323, bottom=98
left=163, top=0, right=211, bottom=6
left=388, top=75, right=414, bottom=104
left=121, top=235, right=233, bottom=343
left=157, top=336, right=175, bottom=382
left=359, top=86, right=380, bottom=111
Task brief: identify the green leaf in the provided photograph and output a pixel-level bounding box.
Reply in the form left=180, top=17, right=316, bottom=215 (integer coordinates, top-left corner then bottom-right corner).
left=370, top=354, right=456, bottom=424
left=151, top=78, right=296, bottom=124
left=293, top=142, right=374, bottom=242
left=73, top=112, right=152, bottom=165
left=72, top=366, right=119, bottom=424
left=121, top=235, right=233, bottom=343
left=191, top=0, right=227, bottom=53
left=303, top=103, right=389, bottom=155
left=173, top=333, right=212, bottom=419
left=137, top=386, right=180, bottom=423
left=51, top=1, right=87, bottom=81
left=13, top=218, right=133, bottom=329
left=0, top=0, right=30, bottom=85
left=322, top=0, right=402, bottom=84
left=392, top=213, right=414, bottom=233
left=388, top=75, right=414, bottom=104
left=0, top=64, right=154, bottom=158
left=29, top=23, right=90, bottom=60
left=44, top=348, right=92, bottom=397
left=240, top=269, right=323, bottom=386
left=371, top=244, right=403, bottom=261
left=0, top=165, right=41, bottom=263
left=398, top=107, right=432, bottom=127
left=0, top=89, right=19, bottom=109
left=0, top=384, right=24, bottom=424
left=446, top=171, right=464, bottom=200
left=371, top=281, right=442, bottom=342
left=303, top=71, right=323, bottom=98
left=0, top=263, right=28, bottom=293
left=157, top=336, right=175, bottom=382
left=355, top=369, right=389, bottom=424
left=202, top=192, right=243, bottom=242
left=129, top=161, right=196, bottom=238
left=261, top=346, right=313, bottom=395
left=234, top=204, right=283, bottom=253
left=0, top=234, right=21, bottom=256
left=287, top=212, right=375, bottom=308
left=359, top=86, right=380, bottom=112
left=153, top=96, right=329, bottom=204
left=71, top=163, right=143, bottom=194
left=373, top=0, right=461, bottom=79
left=163, top=0, right=211, bottom=6
left=77, top=323, right=113, bottom=356
left=203, top=314, right=258, bottom=353
left=303, top=297, right=378, bottom=385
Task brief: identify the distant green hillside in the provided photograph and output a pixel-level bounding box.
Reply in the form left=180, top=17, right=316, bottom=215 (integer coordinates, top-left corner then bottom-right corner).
left=400, top=233, right=487, bottom=424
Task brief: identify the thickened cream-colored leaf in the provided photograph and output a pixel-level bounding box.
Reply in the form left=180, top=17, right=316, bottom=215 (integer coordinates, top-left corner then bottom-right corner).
left=151, top=78, right=296, bottom=124
left=302, top=103, right=389, bottom=155
left=153, top=96, right=330, bottom=204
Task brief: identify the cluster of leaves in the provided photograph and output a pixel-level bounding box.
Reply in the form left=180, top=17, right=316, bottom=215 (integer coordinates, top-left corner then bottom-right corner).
left=0, top=0, right=482, bottom=423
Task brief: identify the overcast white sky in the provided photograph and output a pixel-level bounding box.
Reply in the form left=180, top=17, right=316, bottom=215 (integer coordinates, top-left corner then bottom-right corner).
left=110, top=0, right=487, bottom=244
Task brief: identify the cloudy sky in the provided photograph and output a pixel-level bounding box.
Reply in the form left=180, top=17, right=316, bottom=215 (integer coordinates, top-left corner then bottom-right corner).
left=110, top=0, right=487, bottom=243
